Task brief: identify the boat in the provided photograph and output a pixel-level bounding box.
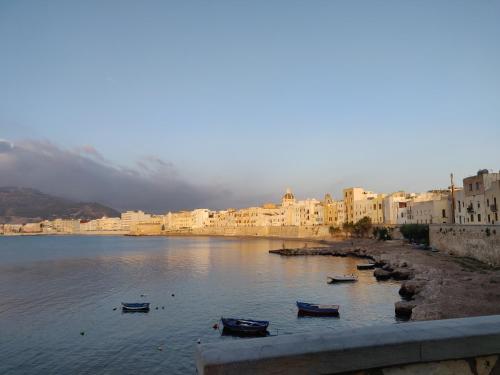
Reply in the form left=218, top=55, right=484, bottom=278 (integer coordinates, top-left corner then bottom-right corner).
left=220, top=317, right=269, bottom=335
left=357, top=263, right=375, bottom=270
left=121, top=302, right=150, bottom=311
left=327, top=275, right=358, bottom=283
left=296, top=301, right=339, bottom=316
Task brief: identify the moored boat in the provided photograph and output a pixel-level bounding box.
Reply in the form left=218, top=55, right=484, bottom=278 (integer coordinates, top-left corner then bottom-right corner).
left=357, top=263, right=375, bottom=270
left=220, top=317, right=269, bottom=335
left=121, top=302, right=150, bottom=311
left=327, top=275, right=358, bottom=283
left=296, top=301, right=339, bottom=316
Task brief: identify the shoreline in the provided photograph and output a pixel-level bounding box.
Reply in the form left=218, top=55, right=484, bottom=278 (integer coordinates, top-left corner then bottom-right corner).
left=270, top=238, right=500, bottom=321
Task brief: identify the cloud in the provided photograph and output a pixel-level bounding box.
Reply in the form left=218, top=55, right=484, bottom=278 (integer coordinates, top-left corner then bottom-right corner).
left=0, top=139, right=14, bottom=153
left=0, top=139, right=233, bottom=212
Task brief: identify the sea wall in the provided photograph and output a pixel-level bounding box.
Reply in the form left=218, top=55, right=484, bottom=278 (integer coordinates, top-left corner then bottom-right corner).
left=166, top=225, right=333, bottom=239
left=195, top=315, right=500, bottom=375
left=430, top=224, right=500, bottom=266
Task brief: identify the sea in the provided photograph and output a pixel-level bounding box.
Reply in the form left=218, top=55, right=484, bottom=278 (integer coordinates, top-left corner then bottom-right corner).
left=0, top=235, right=401, bottom=374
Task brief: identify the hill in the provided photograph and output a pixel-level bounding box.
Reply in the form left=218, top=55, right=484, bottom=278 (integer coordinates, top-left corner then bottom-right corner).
left=0, top=187, right=120, bottom=224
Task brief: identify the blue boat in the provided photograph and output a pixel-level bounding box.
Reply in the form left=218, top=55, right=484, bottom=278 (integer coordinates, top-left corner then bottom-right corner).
left=221, top=317, right=269, bottom=335
left=121, top=302, right=150, bottom=311
left=296, top=301, right=340, bottom=316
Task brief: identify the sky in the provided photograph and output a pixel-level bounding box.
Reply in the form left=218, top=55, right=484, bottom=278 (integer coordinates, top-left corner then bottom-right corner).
left=1, top=1, right=499, bottom=212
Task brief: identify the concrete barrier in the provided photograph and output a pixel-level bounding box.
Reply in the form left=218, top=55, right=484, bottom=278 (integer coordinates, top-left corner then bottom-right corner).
left=195, top=315, right=500, bottom=374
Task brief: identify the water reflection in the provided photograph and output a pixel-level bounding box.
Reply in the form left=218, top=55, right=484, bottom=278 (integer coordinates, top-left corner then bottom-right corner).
left=0, top=236, right=400, bottom=374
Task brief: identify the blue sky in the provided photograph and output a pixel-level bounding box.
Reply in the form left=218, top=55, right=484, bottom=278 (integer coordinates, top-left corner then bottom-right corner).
left=1, top=1, right=499, bottom=210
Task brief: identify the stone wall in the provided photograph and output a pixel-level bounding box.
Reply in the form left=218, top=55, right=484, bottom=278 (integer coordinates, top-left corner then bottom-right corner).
left=165, top=225, right=333, bottom=239
left=430, top=224, right=500, bottom=266
left=195, top=315, right=500, bottom=375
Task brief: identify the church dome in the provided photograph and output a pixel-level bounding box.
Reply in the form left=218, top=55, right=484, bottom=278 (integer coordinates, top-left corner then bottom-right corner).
left=283, top=188, right=295, bottom=200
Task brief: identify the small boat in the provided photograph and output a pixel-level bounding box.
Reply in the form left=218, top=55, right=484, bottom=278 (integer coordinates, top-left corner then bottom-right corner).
left=327, top=275, right=358, bottom=283
left=297, top=301, right=339, bottom=316
left=121, top=302, right=150, bottom=311
left=220, top=317, right=269, bottom=335
left=357, top=263, right=375, bottom=270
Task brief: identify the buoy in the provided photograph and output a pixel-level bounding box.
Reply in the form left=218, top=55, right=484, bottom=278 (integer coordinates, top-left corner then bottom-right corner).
left=80, top=331, right=85, bottom=336
left=197, top=339, right=201, bottom=344
left=113, top=307, right=117, bottom=311
left=155, top=307, right=159, bottom=310
left=171, top=293, right=175, bottom=297
left=212, top=323, right=218, bottom=330
left=162, top=306, right=165, bottom=310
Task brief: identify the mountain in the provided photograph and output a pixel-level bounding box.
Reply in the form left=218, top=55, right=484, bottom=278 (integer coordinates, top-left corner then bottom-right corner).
left=0, top=187, right=120, bottom=224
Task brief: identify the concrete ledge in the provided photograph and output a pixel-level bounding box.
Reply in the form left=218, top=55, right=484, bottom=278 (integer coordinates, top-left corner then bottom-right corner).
left=195, top=315, right=500, bottom=375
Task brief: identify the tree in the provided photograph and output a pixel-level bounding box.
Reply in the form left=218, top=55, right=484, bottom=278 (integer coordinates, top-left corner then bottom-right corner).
left=353, top=216, right=372, bottom=238
left=400, top=224, right=429, bottom=245
left=329, top=226, right=341, bottom=237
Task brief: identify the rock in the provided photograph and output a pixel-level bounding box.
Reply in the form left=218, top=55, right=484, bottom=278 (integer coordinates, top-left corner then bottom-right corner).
left=392, top=269, right=413, bottom=280
left=382, top=264, right=394, bottom=272
left=395, top=301, right=416, bottom=319
left=374, top=269, right=392, bottom=280
left=399, top=280, right=424, bottom=298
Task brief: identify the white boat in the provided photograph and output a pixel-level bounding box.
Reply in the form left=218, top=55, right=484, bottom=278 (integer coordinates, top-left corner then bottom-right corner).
left=327, top=275, right=358, bottom=283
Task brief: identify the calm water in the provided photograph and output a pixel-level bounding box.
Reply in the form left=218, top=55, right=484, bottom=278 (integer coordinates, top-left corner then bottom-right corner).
left=0, top=236, right=400, bottom=374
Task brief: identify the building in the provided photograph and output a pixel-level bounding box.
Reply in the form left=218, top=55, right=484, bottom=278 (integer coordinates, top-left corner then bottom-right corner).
left=52, top=219, right=80, bottom=233
left=343, top=187, right=382, bottom=224
left=121, top=210, right=152, bottom=231
left=461, top=170, right=500, bottom=225
left=383, top=192, right=412, bottom=225
left=405, top=191, right=453, bottom=224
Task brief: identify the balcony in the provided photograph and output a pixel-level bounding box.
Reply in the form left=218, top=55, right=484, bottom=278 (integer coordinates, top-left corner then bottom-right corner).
left=466, top=205, right=475, bottom=214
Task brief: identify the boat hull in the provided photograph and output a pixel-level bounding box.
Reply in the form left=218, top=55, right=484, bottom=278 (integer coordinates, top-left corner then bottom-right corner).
left=356, top=264, right=375, bottom=270
left=221, top=318, right=269, bottom=335
left=121, top=302, right=150, bottom=311
left=327, top=276, right=358, bottom=283
left=296, top=302, right=339, bottom=316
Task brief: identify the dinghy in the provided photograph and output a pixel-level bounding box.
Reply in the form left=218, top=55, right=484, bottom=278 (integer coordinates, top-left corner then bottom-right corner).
left=356, top=263, right=375, bottom=270
left=220, top=318, right=269, bottom=335
left=327, top=275, right=358, bottom=283
left=121, top=302, right=150, bottom=311
left=296, top=301, right=340, bottom=316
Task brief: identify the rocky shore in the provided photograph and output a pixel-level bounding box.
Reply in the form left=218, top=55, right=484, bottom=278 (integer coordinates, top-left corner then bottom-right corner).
left=270, top=239, right=500, bottom=321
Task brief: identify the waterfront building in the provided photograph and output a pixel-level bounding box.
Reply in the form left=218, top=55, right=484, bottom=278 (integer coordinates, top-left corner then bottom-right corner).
left=383, top=192, right=413, bottom=225
left=96, top=217, right=122, bottom=231
left=80, top=220, right=99, bottom=232
left=52, top=219, right=80, bottom=233
left=405, top=191, right=453, bottom=224
left=22, top=222, right=42, bottom=233
left=121, top=210, right=151, bottom=231
left=3, top=223, right=23, bottom=233
left=454, top=189, right=467, bottom=225
left=343, top=187, right=381, bottom=224
left=461, top=170, right=500, bottom=225
left=485, top=180, right=499, bottom=225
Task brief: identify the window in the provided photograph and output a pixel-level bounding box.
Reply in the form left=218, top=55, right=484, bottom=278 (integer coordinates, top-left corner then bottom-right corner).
left=458, top=200, right=461, bottom=212
left=478, top=214, right=481, bottom=222
left=471, top=215, right=474, bottom=222
left=379, top=203, right=382, bottom=209
left=488, top=214, right=491, bottom=223
left=469, top=184, right=473, bottom=191
left=477, top=202, right=480, bottom=209
left=476, top=182, right=480, bottom=190
left=442, top=209, right=446, bottom=218
left=487, top=199, right=490, bottom=206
